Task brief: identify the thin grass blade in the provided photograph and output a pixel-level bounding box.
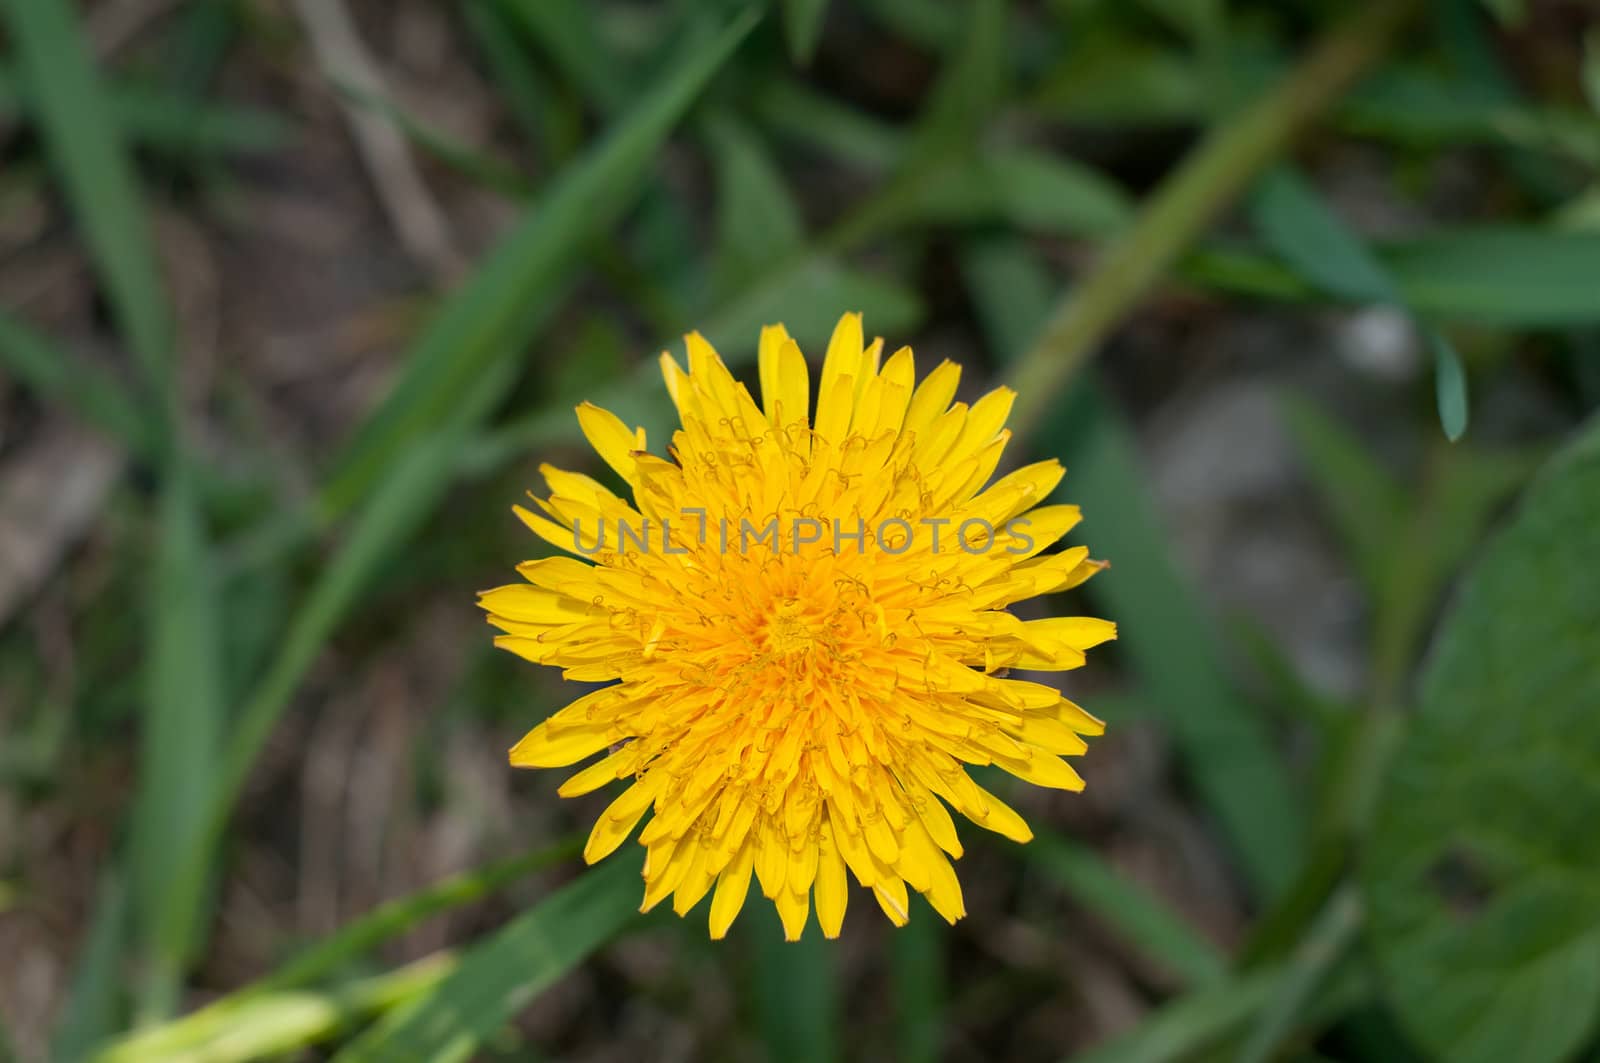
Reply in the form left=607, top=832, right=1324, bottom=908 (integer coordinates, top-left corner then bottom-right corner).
left=1027, top=835, right=1229, bottom=989
left=331, top=857, right=645, bottom=1063
left=0, top=0, right=173, bottom=387
left=322, top=8, right=759, bottom=517
left=965, top=238, right=1302, bottom=898
left=51, top=874, right=128, bottom=1062
left=131, top=467, right=224, bottom=1021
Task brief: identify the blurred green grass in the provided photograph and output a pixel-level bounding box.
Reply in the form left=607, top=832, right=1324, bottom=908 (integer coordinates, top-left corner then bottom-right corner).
left=1, top=0, right=1598, bottom=1060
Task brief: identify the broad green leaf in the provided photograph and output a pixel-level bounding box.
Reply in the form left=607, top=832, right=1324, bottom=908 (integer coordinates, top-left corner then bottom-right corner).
left=332, top=857, right=644, bottom=1063
left=130, top=467, right=224, bottom=1020
left=1363, top=419, right=1600, bottom=1063
left=781, top=0, right=830, bottom=64
left=965, top=237, right=1302, bottom=899
left=0, top=0, right=173, bottom=386
left=1027, top=835, right=1228, bottom=989
left=323, top=8, right=759, bottom=517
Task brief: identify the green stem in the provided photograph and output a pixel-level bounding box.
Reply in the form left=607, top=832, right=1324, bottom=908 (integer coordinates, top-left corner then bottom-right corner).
left=1006, top=0, right=1420, bottom=441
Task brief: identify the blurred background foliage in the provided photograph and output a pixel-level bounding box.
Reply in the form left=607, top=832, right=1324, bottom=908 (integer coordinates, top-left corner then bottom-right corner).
left=0, top=0, right=1598, bottom=1059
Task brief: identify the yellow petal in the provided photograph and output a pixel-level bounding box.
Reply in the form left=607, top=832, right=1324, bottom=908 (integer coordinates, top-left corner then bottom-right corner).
left=754, top=819, right=788, bottom=898
left=583, top=777, right=658, bottom=863
left=575, top=402, right=643, bottom=484
left=815, top=312, right=863, bottom=440
left=509, top=719, right=615, bottom=768
left=558, top=744, right=643, bottom=796
left=903, top=359, right=961, bottom=437
left=672, top=840, right=716, bottom=916
left=775, top=883, right=810, bottom=941
left=815, top=820, right=849, bottom=938
left=709, top=840, right=755, bottom=939
left=963, top=782, right=1033, bottom=843
left=872, top=876, right=910, bottom=927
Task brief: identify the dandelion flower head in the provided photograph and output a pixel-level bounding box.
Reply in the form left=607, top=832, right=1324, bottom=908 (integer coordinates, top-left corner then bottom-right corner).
left=480, top=313, right=1114, bottom=940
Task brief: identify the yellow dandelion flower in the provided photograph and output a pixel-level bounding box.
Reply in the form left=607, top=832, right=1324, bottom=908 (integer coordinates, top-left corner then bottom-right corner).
left=481, top=312, right=1114, bottom=940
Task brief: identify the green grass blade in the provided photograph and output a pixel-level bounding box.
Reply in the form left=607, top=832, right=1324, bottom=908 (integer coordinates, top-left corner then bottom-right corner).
left=901, top=0, right=1006, bottom=167
left=1280, top=394, right=1407, bottom=595
left=494, top=0, right=627, bottom=114
left=1005, top=0, right=1420, bottom=442
left=1187, top=228, right=1600, bottom=326
left=462, top=0, right=554, bottom=147
left=1053, top=391, right=1303, bottom=897
left=1250, top=165, right=1471, bottom=438
left=222, top=430, right=463, bottom=835
left=1027, top=835, right=1229, bottom=989
left=94, top=839, right=579, bottom=1061
left=322, top=8, right=759, bottom=518
left=964, top=238, right=1302, bottom=898
left=1249, top=166, right=1395, bottom=303
left=332, top=79, right=533, bottom=198
left=0, top=0, right=173, bottom=386
left=130, top=466, right=224, bottom=1021
left=754, top=80, right=904, bottom=171
left=706, top=114, right=806, bottom=296
left=1236, top=885, right=1362, bottom=1063
left=1066, top=968, right=1280, bottom=1063
left=782, top=0, right=830, bottom=64
left=0, top=310, right=154, bottom=460
left=331, top=857, right=644, bottom=1063
left=253, top=839, right=581, bottom=991
left=891, top=913, right=943, bottom=1063
left=51, top=873, right=129, bottom=1062
left=754, top=908, right=839, bottom=1063
left=0, top=65, right=287, bottom=157
left=1425, top=325, right=1469, bottom=441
